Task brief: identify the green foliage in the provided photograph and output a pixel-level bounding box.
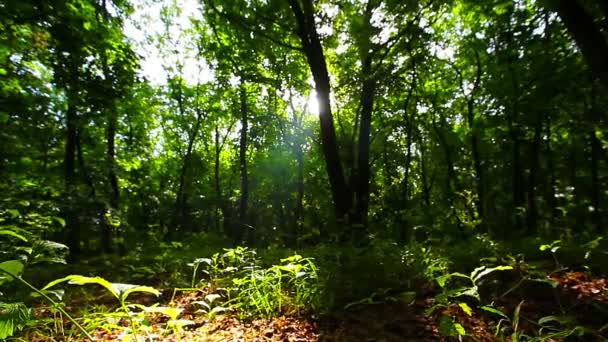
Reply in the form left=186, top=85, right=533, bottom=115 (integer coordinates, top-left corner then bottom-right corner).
left=0, top=302, right=31, bottom=339
left=191, top=247, right=320, bottom=318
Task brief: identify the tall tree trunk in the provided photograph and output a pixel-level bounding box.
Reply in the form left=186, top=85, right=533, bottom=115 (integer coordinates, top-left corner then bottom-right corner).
left=100, top=54, right=118, bottom=253
left=527, top=117, right=543, bottom=233
left=214, top=125, right=222, bottom=233
left=590, top=125, right=601, bottom=231
left=65, top=91, right=79, bottom=260
left=169, top=83, right=203, bottom=238
left=551, top=0, right=608, bottom=88
left=400, top=80, right=416, bottom=241
left=546, top=118, right=557, bottom=226
left=419, top=136, right=431, bottom=208
left=466, top=52, right=485, bottom=225
left=293, top=130, right=305, bottom=247
left=505, top=21, right=525, bottom=232
left=590, top=80, right=602, bottom=231
left=97, top=0, right=117, bottom=254
left=238, top=83, right=250, bottom=244
left=353, top=55, right=375, bottom=235
left=288, top=0, right=350, bottom=223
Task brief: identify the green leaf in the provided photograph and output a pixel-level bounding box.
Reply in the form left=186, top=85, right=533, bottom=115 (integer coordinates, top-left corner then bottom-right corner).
left=472, top=265, right=513, bottom=283
left=396, top=291, right=416, bottom=304
left=0, top=260, right=24, bottom=284
left=513, top=300, right=524, bottom=333
left=192, top=258, right=212, bottom=265
left=205, top=293, right=222, bottom=304
left=438, top=316, right=466, bottom=337
left=0, top=302, right=31, bottom=339
left=453, top=322, right=466, bottom=336
left=42, top=275, right=119, bottom=299
left=436, top=272, right=470, bottom=288
left=480, top=306, right=509, bottom=320
left=538, top=315, right=576, bottom=326
left=469, top=266, right=487, bottom=280
left=0, top=230, right=28, bottom=242
left=458, top=302, right=473, bottom=316
left=143, top=306, right=182, bottom=320
left=6, top=209, right=20, bottom=218
left=52, top=217, right=66, bottom=227
left=36, top=289, right=64, bottom=301
left=118, top=284, right=160, bottom=301
left=208, top=306, right=231, bottom=320
left=167, top=319, right=195, bottom=329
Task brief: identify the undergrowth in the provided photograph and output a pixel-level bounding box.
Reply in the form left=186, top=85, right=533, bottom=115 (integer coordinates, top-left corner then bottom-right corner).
left=1, top=229, right=607, bottom=340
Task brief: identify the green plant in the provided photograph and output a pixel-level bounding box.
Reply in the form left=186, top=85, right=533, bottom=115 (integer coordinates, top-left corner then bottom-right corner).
left=271, top=255, right=319, bottom=311
left=434, top=265, right=514, bottom=305
left=539, top=240, right=562, bottom=269
left=428, top=264, right=513, bottom=338
left=0, top=302, right=31, bottom=339
left=344, top=288, right=416, bottom=310
left=0, top=264, right=93, bottom=340
left=482, top=303, right=589, bottom=342
left=41, top=275, right=160, bottom=341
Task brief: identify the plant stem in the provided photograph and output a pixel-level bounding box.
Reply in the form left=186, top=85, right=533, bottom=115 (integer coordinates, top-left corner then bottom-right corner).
left=0, top=269, right=94, bottom=340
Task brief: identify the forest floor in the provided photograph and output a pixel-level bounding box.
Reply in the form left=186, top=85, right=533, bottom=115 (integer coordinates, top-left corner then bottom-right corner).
left=22, top=270, right=608, bottom=341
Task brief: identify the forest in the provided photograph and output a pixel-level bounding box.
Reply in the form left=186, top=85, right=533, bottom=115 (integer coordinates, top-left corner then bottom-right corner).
left=1, top=0, right=608, bottom=340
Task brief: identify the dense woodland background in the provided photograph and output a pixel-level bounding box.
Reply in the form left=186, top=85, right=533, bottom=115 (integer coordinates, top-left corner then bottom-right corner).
left=1, top=0, right=608, bottom=340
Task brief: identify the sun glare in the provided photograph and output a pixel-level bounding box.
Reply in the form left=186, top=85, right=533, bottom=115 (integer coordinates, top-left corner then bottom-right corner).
left=307, top=91, right=319, bottom=116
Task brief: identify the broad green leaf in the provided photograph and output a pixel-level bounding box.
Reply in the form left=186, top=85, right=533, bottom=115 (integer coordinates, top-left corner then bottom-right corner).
left=458, top=302, right=473, bottom=316
left=192, top=258, right=212, bottom=265
left=0, top=260, right=24, bottom=281
left=115, top=284, right=160, bottom=301
left=0, top=302, right=31, bottom=339
left=438, top=316, right=466, bottom=337
left=538, top=315, right=576, bottom=326
left=208, top=306, right=231, bottom=320
left=167, top=319, right=195, bottom=329
left=42, top=275, right=119, bottom=298
left=480, top=306, right=509, bottom=320
left=33, top=241, right=69, bottom=256
left=0, top=230, right=28, bottom=242
left=52, top=217, right=66, bottom=227
left=436, top=272, right=469, bottom=288
left=472, top=265, right=513, bottom=283
left=5, top=209, right=20, bottom=218
left=143, top=306, right=182, bottom=320
left=469, top=266, right=486, bottom=280
left=453, top=322, right=466, bottom=336
left=513, top=300, right=524, bottom=333
left=205, top=293, right=222, bottom=304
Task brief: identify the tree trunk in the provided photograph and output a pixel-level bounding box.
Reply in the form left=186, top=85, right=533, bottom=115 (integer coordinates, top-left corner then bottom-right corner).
left=169, top=83, right=203, bottom=238
left=353, top=55, right=375, bottom=235
left=590, top=80, right=602, bottom=231
left=293, top=130, right=305, bottom=247
left=527, top=117, right=542, bottom=233
left=64, top=92, right=79, bottom=260
left=214, top=125, right=222, bottom=233
left=466, top=53, right=485, bottom=225
left=590, top=125, right=601, bottom=231
left=551, top=0, right=608, bottom=88
left=100, top=55, right=118, bottom=253
left=420, top=136, right=431, bottom=208
left=288, top=0, right=350, bottom=223
left=238, top=83, right=250, bottom=244
left=545, top=118, right=557, bottom=227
